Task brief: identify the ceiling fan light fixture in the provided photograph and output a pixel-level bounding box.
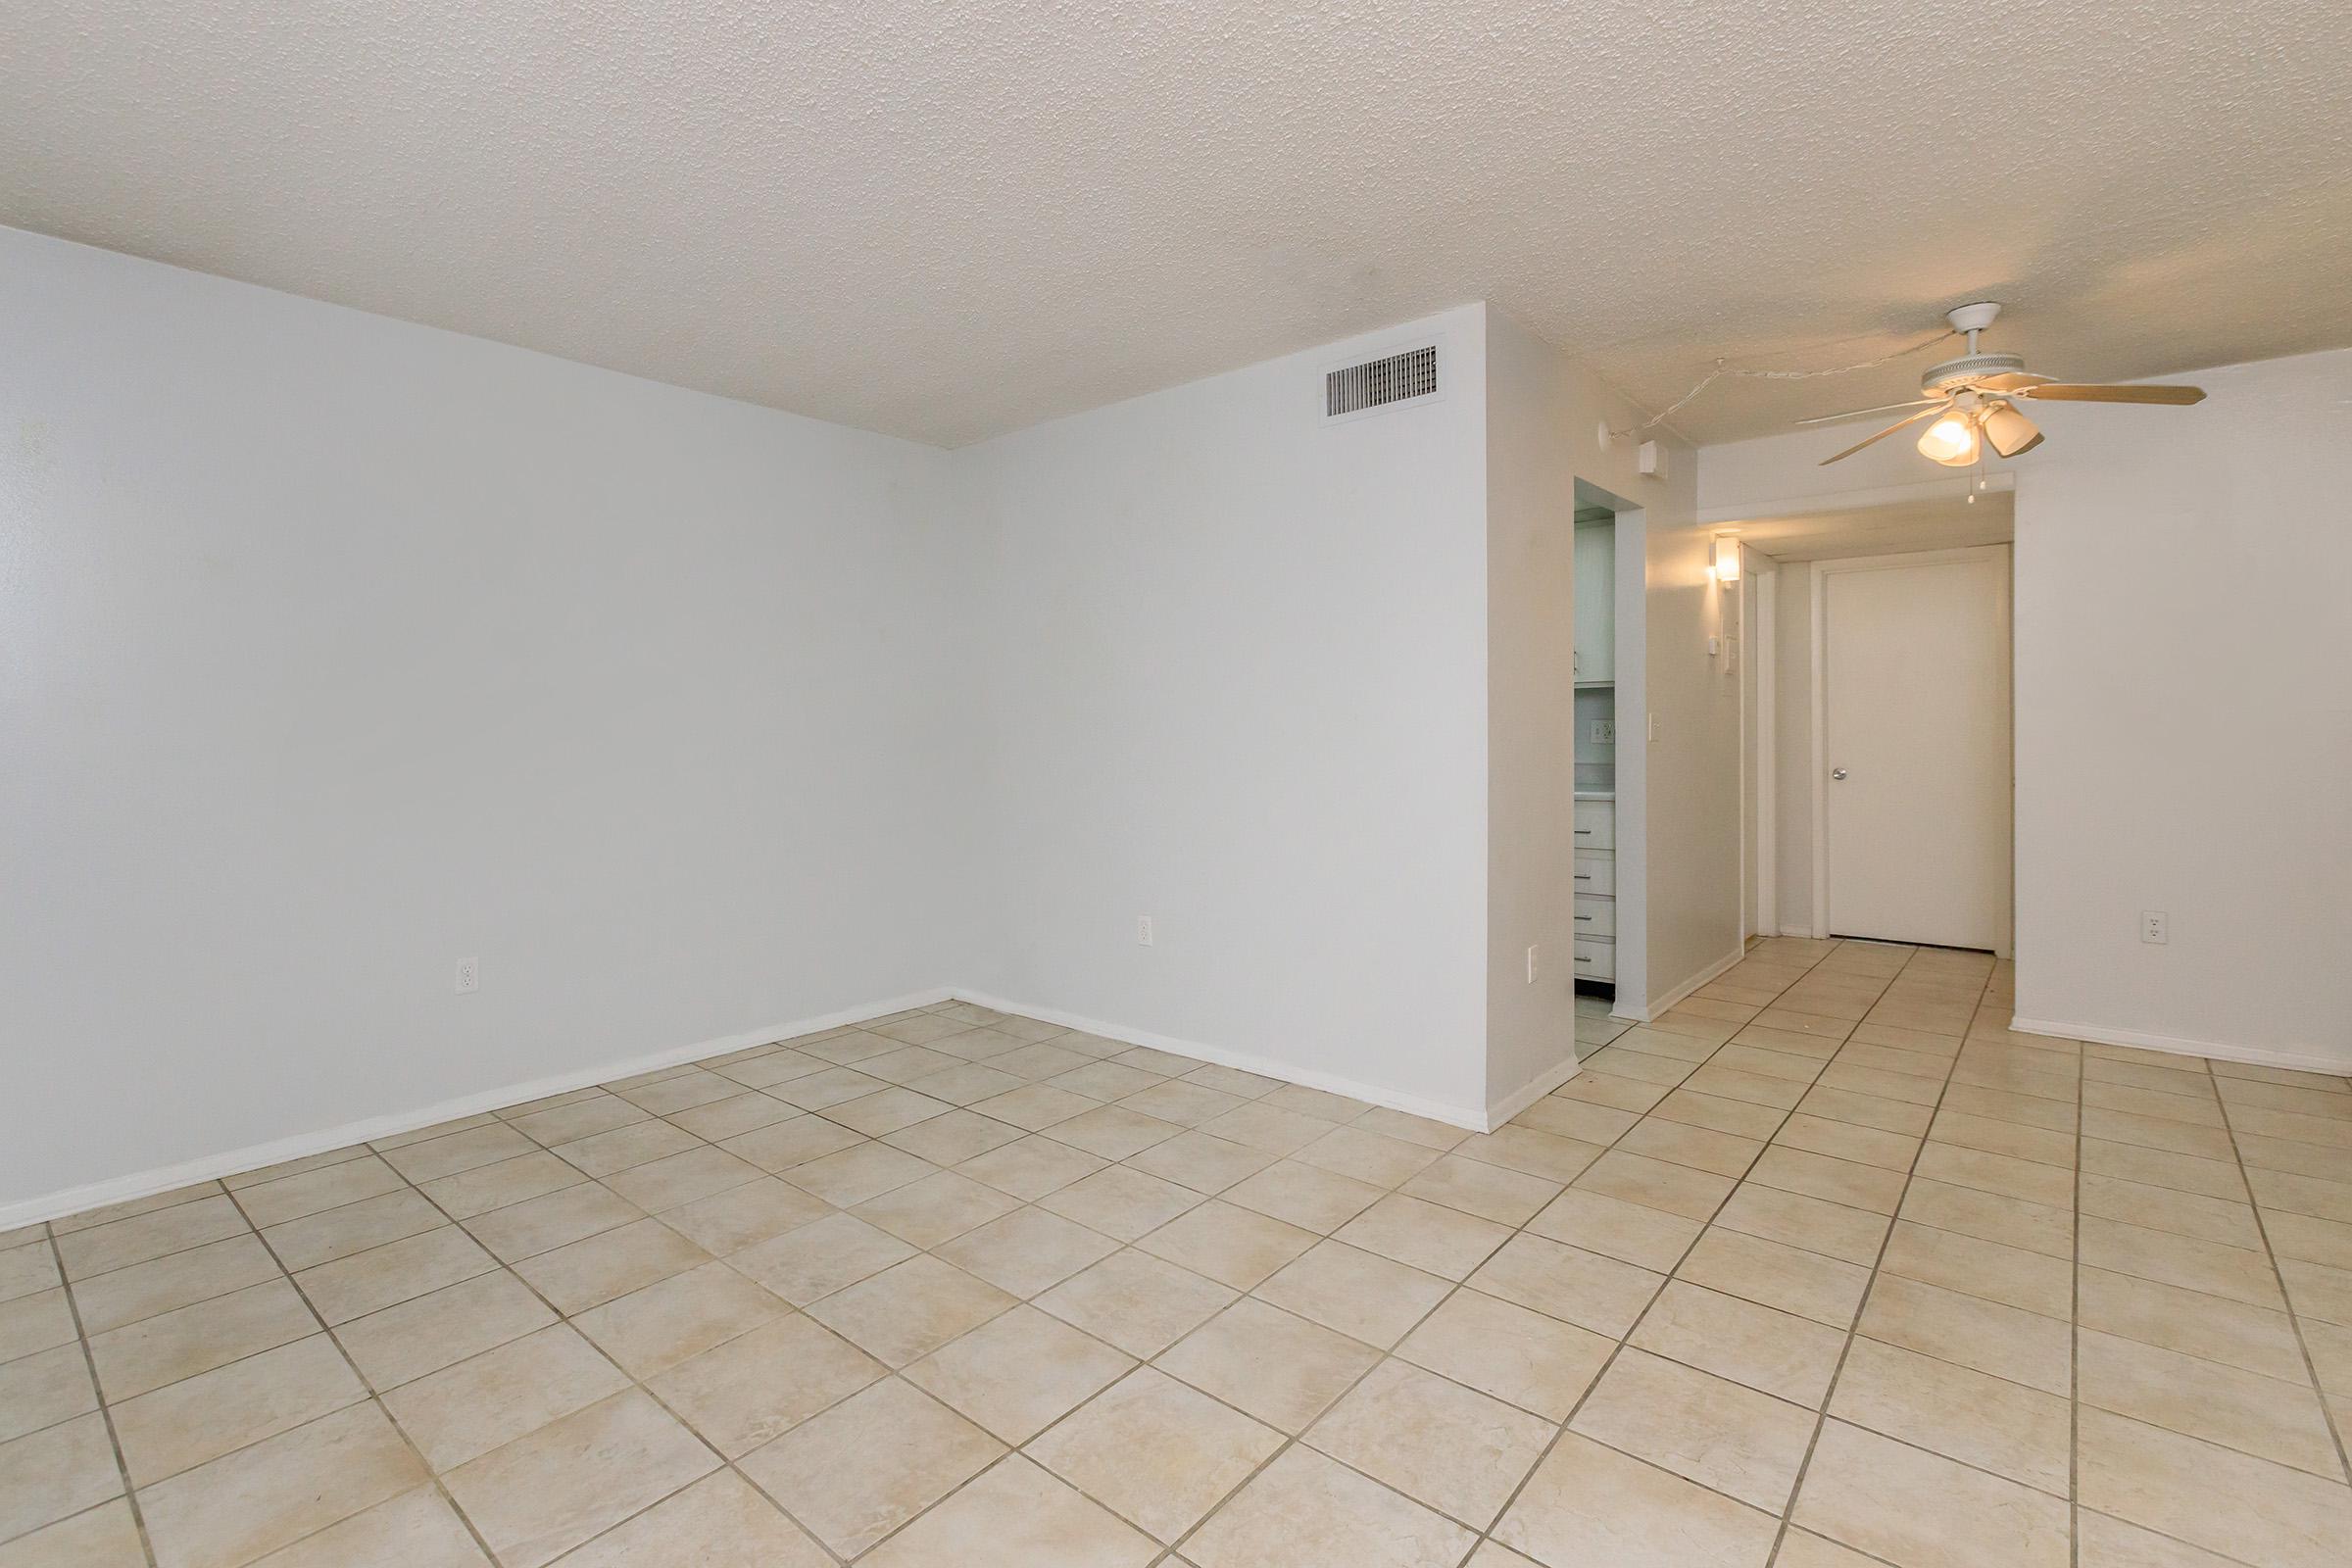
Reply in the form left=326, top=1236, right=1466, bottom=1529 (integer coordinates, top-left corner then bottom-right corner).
left=1981, top=401, right=2044, bottom=459
left=1916, top=411, right=1980, bottom=466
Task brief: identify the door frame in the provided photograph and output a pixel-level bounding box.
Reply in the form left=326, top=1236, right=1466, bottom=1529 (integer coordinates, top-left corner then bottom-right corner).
left=1808, top=544, right=2013, bottom=953
left=1746, top=554, right=1777, bottom=944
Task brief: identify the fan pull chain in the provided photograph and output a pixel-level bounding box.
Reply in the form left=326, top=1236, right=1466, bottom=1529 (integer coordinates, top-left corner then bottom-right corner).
left=1612, top=327, right=1958, bottom=438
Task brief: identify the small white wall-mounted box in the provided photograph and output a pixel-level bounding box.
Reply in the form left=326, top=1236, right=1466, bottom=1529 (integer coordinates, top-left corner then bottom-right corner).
left=1638, top=440, right=1667, bottom=478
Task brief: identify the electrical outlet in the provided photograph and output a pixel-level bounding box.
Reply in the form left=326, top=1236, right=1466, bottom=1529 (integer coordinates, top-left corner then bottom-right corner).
left=1526, top=945, right=1540, bottom=983
left=1591, top=719, right=1615, bottom=744
left=455, top=957, right=480, bottom=994
left=1137, top=915, right=1154, bottom=948
left=2140, top=911, right=2168, bottom=945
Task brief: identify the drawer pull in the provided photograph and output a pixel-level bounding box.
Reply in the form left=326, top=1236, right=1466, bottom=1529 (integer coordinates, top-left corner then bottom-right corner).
left=1575, top=915, right=1592, bottom=923
left=1575, top=956, right=1592, bottom=965
left=1574, top=873, right=1593, bottom=882
left=1575, top=828, right=1593, bottom=837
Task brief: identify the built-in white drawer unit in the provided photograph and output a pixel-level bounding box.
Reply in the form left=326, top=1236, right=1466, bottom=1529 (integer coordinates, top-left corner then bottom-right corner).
left=1573, top=936, right=1616, bottom=981
left=1573, top=894, right=1615, bottom=938
left=1572, top=799, right=1615, bottom=852
left=1572, top=854, right=1615, bottom=896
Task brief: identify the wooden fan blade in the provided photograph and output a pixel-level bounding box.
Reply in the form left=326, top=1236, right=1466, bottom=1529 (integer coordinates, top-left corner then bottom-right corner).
left=1796, top=398, right=1941, bottom=426
left=1976, top=371, right=2051, bottom=392
left=2016, top=383, right=2205, bottom=405
left=1818, top=405, right=1947, bottom=466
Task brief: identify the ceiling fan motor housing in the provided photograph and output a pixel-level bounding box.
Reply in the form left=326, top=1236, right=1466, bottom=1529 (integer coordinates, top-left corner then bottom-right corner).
left=1922, top=351, right=2027, bottom=394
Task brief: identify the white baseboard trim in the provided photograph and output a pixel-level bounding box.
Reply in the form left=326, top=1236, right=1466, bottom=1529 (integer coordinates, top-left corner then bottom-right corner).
left=1780, top=925, right=1819, bottom=939
left=953, top=990, right=1490, bottom=1134
left=1485, top=1051, right=1585, bottom=1133
left=2008, top=1015, right=2350, bottom=1078
left=1641, top=947, right=1747, bottom=1022
left=1, top=987, right=954, bottom=1232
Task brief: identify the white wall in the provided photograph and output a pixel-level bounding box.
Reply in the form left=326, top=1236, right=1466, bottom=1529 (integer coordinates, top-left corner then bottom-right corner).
left=1700, top=349, right=2352, bottom=1069
left=0, top=227, right=973, bottom=1210
left=955, top=308, right=1496, bottom=1120
left=1482, top=312, right=1709, bottom=1104
left=2008, top=352, right=2350, bottom=1069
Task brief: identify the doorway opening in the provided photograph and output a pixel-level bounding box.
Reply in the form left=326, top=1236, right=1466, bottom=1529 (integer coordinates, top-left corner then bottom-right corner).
left=1735, top=494, right=2016, bottom=959
left=1571, top=482, right=1643, bottom=1055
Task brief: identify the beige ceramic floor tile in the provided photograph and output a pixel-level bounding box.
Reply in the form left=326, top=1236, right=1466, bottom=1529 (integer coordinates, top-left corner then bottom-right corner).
left=1399, top=1154, right=1563, bottom=1227
left=0, top=1498, right=148, bottom=1568
left=1469, top=1231, right=1664, bottom=1338
left=2078, top=1406, right=2352, bottom=1568
left=1792, top=1418, right=2069, bottom=1568
left=440, top=1390, right=716, bottom=1568
left=1676, top=1226, right=1872, bottom=1327
left=2077, top=1327, right=2340, bottom=1476
left=1333, top=1193, right=1512, bottom=1281
left=233, top=1157, right=407, bottom=1229
left=1632, top=1280, right=1847, bottom=1407
left=1186, top=1446, right=1476, bottom=1568
left=955, top=1134, right=1107, bottom=1200
left=803, top=1254, right=1015, bottom=1366
left=1137, top=1200, right=1318, bottom=1290
left=1858, top=1272, right=2072, bottom=1395
left=727, top=1212, right=912, bottom=1305
left=1037, top=1165, right=1203, bottom=1241
left=381, top=1323, right=630, bottom=1472
left=717, top=1113, right=864, bottom=1174
left=1123, top=1130, right=1278, bottom=1194
left=1827, top=1336, right=2071, bottom=1494
left=511, top=1218, right=710, bottom=1315
left=850, top=1170, right=1022, bottom=1249
left=0, top=1289, right=76, bottom=1365
left=1494, top=1430, right=1779, bottom=1568
left=0, top=1413, right=121, bottom=1545
left=1220, top=1160, right=1385, bottom=1233
left=645, top=1310, right=883, bottom=1456
left=1395, top=1287, right=1614, bottom=1420
left=546, top=1471, right=828, bottom=1568
left=136, top=1402, right=425, bottom=1568
left=245, top=1487, right=488, bottom=1567
left=935, top=1206, right=1121, bottom=1297
left=64, top=1235, right=280, bottom=1337
left=0, top=1344, right=95, bottom=1446
left=655, top=1177, right=828, bottom=1255
left=87, top=1277, right=317, bottom=1402
left=859, top=1453, right=1157, bottom=1568
left=1571, top=1347, right=1816, bottom=1513
left=902, top=1304, right=1131, bottom=1442
left=112, top=1333, right=364, bottom=1485
left=1524, top=1187, right=1701, bottom=1271
left=461, top=1184, right=644, bottom=1264
left=53, top=1197, right=250, bottom=1280
left=1154, top=1298, right=1381, bottom=1433
left=1295, top=1125, right=1445, bottom=1188
left=331, top=1268, right=555, bottom=1391
left=600, top=1146, right=764, bottom=1213
left=1876, top=1219, right=2072, bottom=1318
left=568, top=1260, right=785, bottom=1377
left=1027, top=1367, right=1282, bottom=1543
left=1033, top=1250, right=1237, bottom=1358
left=2078, top=1215, right=2283, bottom=1308
left=1306, top=1357, right=1555, bottom=1528
left=1252, top=1239, right=1452, bottom=1348
left=781, top=1143, right=938, bottom=1207
left=291, top=1225, right=497, bottom=1324
left=264, top=1191, right=449, bottom=1272
left=736, top=1377, right=1003, bottom=1558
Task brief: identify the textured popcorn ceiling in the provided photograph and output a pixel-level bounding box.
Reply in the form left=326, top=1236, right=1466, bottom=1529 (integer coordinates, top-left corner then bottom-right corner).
left=5, top=1, right=2349, bottom=447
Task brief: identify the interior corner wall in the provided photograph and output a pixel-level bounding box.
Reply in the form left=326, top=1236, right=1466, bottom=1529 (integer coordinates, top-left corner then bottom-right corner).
left=0, top=227, right=977, bottom=1212
left=952, top=306, right=1495, bottom=1122
left=2008, top=349, right=2351, bottom=1069
left=1480, top=312, right=1710, bottom=1105
left=1696, top=346, right=2352, bottom=1070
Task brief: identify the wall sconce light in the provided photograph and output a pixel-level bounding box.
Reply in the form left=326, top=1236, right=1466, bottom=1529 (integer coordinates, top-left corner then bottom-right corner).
left=1712, top=534, right=1740, bottom=584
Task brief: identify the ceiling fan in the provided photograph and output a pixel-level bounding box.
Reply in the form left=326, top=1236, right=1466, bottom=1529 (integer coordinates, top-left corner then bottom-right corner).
left=1808, top=302, right=2205, bottom=466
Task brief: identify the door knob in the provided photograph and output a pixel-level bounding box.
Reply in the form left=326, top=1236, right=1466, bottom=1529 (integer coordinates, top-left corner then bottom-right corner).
left=1832, top=768, right=1848, bottom=780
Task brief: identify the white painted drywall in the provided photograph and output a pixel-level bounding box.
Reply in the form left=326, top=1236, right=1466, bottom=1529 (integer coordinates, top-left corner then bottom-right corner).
left=0, top=227, right=974, bottom=1208
left=1698, top=349, right=2352, bottom=1068
left=1482, top=312, right=1708, bottom=1101
left=953, top=307, right=1496, bottom=1120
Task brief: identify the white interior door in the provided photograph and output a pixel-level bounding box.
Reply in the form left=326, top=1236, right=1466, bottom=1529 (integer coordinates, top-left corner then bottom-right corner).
left=1822, top=550, right=2010, bottom=950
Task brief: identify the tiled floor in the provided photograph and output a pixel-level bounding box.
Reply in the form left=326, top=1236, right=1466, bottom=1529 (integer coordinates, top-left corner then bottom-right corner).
left=5, top=944, right=2349, bottom=1567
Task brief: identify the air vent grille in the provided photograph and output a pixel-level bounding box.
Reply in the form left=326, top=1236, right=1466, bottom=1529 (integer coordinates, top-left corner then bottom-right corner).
left=1326, top=345, right=1439, bottom=418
